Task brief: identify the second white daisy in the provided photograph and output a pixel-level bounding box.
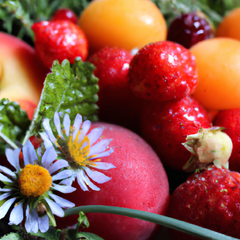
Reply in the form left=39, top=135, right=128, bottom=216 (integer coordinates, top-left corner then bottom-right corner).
left=41, top=111, right=116, bottom=191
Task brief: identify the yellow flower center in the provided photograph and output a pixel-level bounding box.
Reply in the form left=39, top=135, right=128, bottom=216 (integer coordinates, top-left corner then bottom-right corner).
left=19, top=164, right=52, bottom=197
left=67, top=129, right=98, bottom=167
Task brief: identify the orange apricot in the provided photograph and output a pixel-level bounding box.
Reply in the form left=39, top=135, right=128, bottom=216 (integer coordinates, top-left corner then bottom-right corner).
left=78, top=0, right=167, bottom=53
left=190, top=37, right=240, bottom=110
left=216, top=8, right=240, bottom=41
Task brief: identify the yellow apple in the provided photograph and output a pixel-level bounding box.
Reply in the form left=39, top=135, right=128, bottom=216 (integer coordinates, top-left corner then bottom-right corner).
left=0, top=32, right=49, bottom=119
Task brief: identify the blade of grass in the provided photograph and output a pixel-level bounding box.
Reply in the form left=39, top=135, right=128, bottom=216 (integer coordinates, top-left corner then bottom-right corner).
left=64, top=205, right=239, bottom=240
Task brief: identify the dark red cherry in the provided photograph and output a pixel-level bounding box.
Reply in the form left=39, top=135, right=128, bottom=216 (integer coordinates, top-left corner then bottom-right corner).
left=167, top=11, right=214, bottom=49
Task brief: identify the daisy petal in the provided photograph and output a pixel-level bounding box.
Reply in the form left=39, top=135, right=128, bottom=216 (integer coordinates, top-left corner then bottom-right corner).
left=72, top=114, right=82, bottom=141
left=42, top=118, right=56, bottom=143
left=0, top=188, right=11, bottom=192
left=87, top=127, right=103, bottom=146
left=63, top=114, right=70, bottom=137
left=9, top=202, right=23, bottom=225
left=52, top=183, right=76, bottom=193
left=40, top=132, right=53, bottom=149
left=82, top=171, right=100, bottom=191
left=85, top=167, right=111, bottom=184
left=44, top=197, right=64, bottom=217
left=60, top=175, right=74, bottom=186
left=5, top=148, right=21, bottom=170
left=38, top=214, right=49, bottom=233
left=90, top=148, right=114, bottom=159
left=22, top=139, right=38, bottom=165
left=49, top=192, right=75, bottom=208
left=91, top=162, right=116, bottom=170
left=0, top=173, right=12, bottom=183
left=26, top=209, right=39, bottom=233
left=54, top=112, right=64, bottom=140
left=48, top=159, right=69, bottom=175
left=52, top=170, right=72, bottom=181
left=76, top=171, right=89, bottom=191
left=0, top=197, right=16, bottom=219
left=88, top=139, right=112, bottom=156
left=0, top=192, right=11, bottom=201
left=77, top=120, right=91, bottom=143
left=41, top=147, right=57, bottom=169
left=0, top=166, right=16, bottom=179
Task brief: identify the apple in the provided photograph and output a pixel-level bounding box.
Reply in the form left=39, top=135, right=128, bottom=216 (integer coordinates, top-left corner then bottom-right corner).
left=0, top=32, right=49, bottom=119
left=56, top=122, right=170, bottom=240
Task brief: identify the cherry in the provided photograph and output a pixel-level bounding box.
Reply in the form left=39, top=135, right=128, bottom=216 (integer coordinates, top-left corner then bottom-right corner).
left=167, top=11, right=214, bottom=49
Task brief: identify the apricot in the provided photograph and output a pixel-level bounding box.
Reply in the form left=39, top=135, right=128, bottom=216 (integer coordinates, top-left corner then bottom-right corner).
left=216, top=8, right=240, bottom=41
left=190, top=37, right=240, bottom=110
left=56, top=122, right=170, bottom=240
left=78, top=0, right=167, bottom=53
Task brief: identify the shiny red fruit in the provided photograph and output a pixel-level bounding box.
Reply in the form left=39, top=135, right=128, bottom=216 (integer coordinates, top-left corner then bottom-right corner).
left=213, top=108, right=240, bottom=172
left=167, top=11, right=214, bottom=49
left=167, top=165, right=240, bottom=239
left=88, top=46, right=143, bottom=132
left=139, top=96, right=212, bottom=170
left=129, top=41, right=198, bottom=103
left=56, top=122, right=170, bottom=240
left=31, top=20, right=88, bottom=68
left=50, top=8, right=78, bottom=24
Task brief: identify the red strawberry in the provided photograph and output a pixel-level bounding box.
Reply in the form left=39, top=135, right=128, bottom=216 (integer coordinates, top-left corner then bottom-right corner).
left=167, top=165, right=240, bottom=239
left=129, top=41, right=198, bottom=103
left=213, top=108, right=240, bottom=172
left=31, top=20, right=88, bottom=68
left=139, top=96, right=211, bottom=170
left=50, top=8, right=78, bottom=24
left=88, top=46, right=144, bottom=133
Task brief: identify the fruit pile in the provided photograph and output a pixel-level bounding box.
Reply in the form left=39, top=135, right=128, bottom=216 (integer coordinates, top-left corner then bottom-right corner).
left=1, top=0, right=240, bottom=240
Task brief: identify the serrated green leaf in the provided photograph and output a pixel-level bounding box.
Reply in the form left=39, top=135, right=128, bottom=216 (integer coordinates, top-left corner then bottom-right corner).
left=22, top=58, right=99, bottom=145
left=0, top=232, right=24, bottom=240
left=0, top=98, right=31, bottom=154
left=30, top=226, right=61, bottom=240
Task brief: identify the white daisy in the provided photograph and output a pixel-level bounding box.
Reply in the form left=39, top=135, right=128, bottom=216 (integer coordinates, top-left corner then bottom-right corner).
left=0, top=139, right=76, bottom=233
left=40, top=111, right=115, bottom=191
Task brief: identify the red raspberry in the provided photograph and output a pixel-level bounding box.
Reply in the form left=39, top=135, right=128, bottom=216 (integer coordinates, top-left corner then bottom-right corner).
left=213, top=108, right=240, bottom=172
left=31, top=20, right=88, bottom=68
left=88, top=47, right=143, bottom=132
left=167, top=165, right=240, bottom=239
left=50, top=8, right=78, bottom=24
left=167, top=11, right=214, bottom=49
left=129, top=41, right=198, bottom=103
left=139, top=96, right=211, bottom=170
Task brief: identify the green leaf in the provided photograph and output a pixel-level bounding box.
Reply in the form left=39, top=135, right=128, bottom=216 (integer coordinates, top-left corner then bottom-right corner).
left=76, top=212, right=90, bottom=229
left=0, top=232, right=24, bottom=240
left=30, top=227, right=61, bottom=240
left=0, top=98, right=31, bottom=154
left=22, top=58, right=99, bottom=145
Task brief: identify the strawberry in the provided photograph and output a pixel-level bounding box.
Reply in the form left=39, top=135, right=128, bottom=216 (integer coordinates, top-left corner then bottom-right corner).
left=88, top=46, right=144, bottom=132
left=168, top=165, right=240, bottom=239
left=31, top=20, right=88, bottom=68
left=167, top=127, right=236, bottom=239
left=213, top=108, right=240, bottom=172
left=50, top=8, right=78, bottom=24
left=129, top=41, right=198, bottom=103
left=139, top=96, right=212, bottom=170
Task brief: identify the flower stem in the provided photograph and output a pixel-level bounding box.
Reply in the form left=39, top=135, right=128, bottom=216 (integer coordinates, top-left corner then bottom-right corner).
left=0, top=131, right=18, bottom=149
left=64, top=205, right=238, bottom=240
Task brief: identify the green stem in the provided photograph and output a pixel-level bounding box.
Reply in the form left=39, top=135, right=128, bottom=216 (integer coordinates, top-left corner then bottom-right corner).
left=0, top=131, right=18, bottom=149
left=64, top=205, right=238, bottom=240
